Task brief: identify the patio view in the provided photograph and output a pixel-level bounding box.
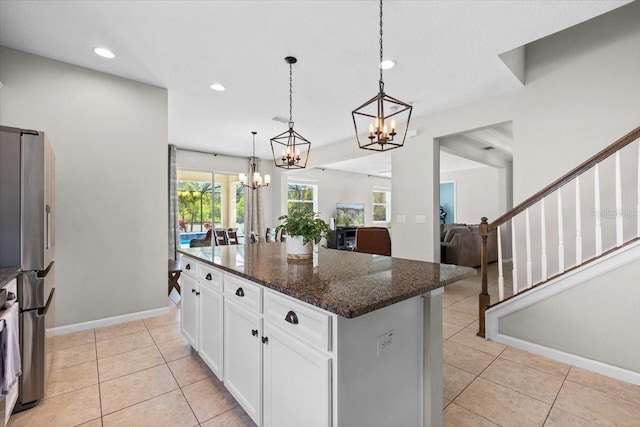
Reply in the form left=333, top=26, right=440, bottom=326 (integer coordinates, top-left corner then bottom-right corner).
left=177, top=169, right=244, bottom=247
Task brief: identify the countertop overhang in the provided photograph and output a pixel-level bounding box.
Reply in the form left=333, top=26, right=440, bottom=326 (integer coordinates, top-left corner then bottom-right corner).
left=178, top=243, right=475, bottom=318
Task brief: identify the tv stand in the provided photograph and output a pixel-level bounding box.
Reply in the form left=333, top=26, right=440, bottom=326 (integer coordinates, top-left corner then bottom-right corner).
left=328, top=227, right=357, bottom=251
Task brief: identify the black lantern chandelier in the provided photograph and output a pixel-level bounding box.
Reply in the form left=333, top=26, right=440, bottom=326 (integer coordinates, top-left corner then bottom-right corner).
left=271, top=56, right=311, bottom=169
left=239, top=131, right=270, bottom=190
left=352, top=0, right=412, bottom=152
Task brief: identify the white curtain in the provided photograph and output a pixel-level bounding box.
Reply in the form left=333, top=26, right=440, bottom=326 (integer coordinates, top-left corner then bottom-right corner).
left=245, top=157, right=265, bottom=241
left=168, top=145, right=178, bottom=259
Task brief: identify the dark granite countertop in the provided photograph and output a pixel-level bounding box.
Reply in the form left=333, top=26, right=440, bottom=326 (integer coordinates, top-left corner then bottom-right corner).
left=0, top=268, right=20, bottom=288
left=178, top=243, right=475, bottom=318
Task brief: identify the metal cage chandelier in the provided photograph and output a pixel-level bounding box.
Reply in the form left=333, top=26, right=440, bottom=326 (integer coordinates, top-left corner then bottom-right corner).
left=271, top=56, right=311, bottom=169
left=239, top=131, right=270, bottom=190
left=352, top=0, right=412, bottom=152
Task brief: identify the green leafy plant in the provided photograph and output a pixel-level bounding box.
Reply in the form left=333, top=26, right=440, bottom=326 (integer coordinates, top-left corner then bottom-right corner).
left=276, top=204, right=331, bottom=246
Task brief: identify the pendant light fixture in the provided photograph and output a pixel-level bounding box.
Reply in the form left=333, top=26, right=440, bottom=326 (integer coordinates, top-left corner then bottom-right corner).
left=239, top=131, right=270, bottom=190
left=352, top=0, right=412, bottom=152
left=271, top=56, right=311, bottom=169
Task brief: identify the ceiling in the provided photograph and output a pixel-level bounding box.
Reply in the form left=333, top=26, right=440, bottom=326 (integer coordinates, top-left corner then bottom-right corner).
left=0, top=1, right=630, bottom=164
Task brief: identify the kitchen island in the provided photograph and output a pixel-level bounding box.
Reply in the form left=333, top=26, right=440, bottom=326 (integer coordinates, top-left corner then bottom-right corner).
left=178, top=243, right=474, bottom=427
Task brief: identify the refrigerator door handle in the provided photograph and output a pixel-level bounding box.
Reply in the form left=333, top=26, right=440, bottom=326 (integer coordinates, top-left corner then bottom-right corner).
left=46, top=205, right=51, bottom=249
left=36, top=288, right=55, bottom=317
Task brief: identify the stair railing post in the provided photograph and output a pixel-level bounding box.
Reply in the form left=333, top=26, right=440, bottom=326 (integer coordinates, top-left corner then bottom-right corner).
left=478, top=217, right=490, bottom=338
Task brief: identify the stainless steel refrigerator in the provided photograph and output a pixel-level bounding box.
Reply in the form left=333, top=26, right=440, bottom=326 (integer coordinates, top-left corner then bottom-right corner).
left=0, top=126, right=55, bottom=411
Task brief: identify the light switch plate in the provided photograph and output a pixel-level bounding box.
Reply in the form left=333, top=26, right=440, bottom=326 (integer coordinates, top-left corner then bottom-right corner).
left=397, top=215, right=406, bottom=223
left=416, top=215, right=427, bottom=224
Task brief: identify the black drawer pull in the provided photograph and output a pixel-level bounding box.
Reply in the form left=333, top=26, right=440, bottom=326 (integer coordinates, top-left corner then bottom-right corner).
left=285, top=311, right=299, bottom=325
left=235, top=287, right=244, bottom=297
left=195, top=291, right=200, bottom=296
left=191, top=288, right=196, bottom=293
left=185, top=264, right=191, bottom=270
left=205, top=273, right=212, bottom=280
left=252, top=329, right=258, bottom=337
left=262, top=336, right=269, bottom=344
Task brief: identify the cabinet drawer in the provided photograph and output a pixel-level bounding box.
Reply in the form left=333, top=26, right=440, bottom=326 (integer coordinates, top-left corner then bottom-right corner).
left=179, top=254, right=197, bottom=278
left=197, top=264, right=222, bottom=293
left=264, top=290, right=331, bottom=352
left=224, top=274, right=262, bottom=313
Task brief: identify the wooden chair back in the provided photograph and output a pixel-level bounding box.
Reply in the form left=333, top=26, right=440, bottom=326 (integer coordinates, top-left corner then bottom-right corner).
left=353, top=227, right=391, bottom=256
left=226, top=229, right=239, bottom=245
left=214, top=229, right=228, bottom=246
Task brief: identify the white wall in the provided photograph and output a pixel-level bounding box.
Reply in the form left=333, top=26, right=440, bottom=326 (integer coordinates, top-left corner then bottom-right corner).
left=0, top=47, right=168, bottom=327
left=500, top=256, right=640, bottom=374
left=440, top=166, right=501, bottom=225
left=282, top=168, right=392, bottom=227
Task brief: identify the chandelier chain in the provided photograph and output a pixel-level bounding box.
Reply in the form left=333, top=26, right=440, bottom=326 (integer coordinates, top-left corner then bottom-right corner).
left=289, top=62, right=293, bottom=122
left=379, top=0, right=384, bottom=88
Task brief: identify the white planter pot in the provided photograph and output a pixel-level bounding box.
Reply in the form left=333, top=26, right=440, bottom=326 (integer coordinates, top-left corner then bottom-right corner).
left=286, top=235, right=313, bottom=260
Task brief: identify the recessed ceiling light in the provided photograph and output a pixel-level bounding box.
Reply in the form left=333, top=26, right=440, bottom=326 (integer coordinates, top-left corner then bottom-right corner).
left=93, top=47, right=115, bottom=59
left=209, top=83, right=226, bottom=91
left=380, top=59, right=396, bottom=70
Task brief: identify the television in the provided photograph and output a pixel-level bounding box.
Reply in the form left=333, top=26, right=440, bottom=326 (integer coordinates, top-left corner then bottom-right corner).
left=336, top=202, right=365, bottom=227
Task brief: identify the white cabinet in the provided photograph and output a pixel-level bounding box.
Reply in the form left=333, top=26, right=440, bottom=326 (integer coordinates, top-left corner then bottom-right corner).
left=197, top=264, right=223, bottom=378
left=180, top=256, right=335, bottom=427
left=263, top=323, right=331, bottom=427
left=198, top=284, right=223, bottom=377
left=180, top=274, right=199, bottom=350
left=224, top=299, right=263, bottom=425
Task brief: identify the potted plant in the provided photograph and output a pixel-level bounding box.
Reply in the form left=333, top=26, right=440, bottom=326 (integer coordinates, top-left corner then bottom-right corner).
left=276, top=205, right=331, bottom=260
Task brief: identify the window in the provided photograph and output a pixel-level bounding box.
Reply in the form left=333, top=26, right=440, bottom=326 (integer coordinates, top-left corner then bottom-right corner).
left=177, top=170, right=213, bottom=247
left=372, top=190, right=391, bottom=223
left=287, top=182, right=317, bottom=214
left=176, top=170, right=244, bottom=247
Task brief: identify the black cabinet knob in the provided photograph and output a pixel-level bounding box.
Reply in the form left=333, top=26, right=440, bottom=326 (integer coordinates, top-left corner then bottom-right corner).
left=235, top=287, right=244, bottom=297
left=205, top=273, right=212, bottom=280
left=185, top=264, right=191, bottom=270
left=252, top=329, right=258, bottom=337
left=285, top=311, right=299, bottom=325
left=262, top=336, right=269, bottom=344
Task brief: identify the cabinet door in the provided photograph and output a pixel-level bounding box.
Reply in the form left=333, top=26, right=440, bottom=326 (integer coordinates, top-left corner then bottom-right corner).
left=224, top=300, right=262, bottom=426
left=198, top=285, right=223, bottom=379
left=263, top=324, right=331, bottom=427
left=180, top=275, right=199, bottom=350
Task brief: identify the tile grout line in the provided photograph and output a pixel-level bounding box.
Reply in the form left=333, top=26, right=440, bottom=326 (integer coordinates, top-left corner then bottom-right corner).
left=93, top=328, right=104, bottom=427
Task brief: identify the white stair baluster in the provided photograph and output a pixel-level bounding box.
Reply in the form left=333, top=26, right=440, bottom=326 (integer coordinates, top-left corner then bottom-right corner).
left=525, top=208, right=532, bottom=288
left=497, top=226, right=504, bottom=301
left=540, top=199, right=548, bottom=281
left=558, top=189, right=565, bottom=273
left=615, top=151, right=623, bottom=246
left=595, top=164, right=603, bottom=256
left=576, top=176, right=583, bottom=264
left=511, top=217, right=518, bottom=295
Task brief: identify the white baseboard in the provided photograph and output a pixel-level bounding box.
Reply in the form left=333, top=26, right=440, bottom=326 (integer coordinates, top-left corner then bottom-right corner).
left=492, top=334, right=640, bottom=386
left=50, top=306, right=170, bottom=336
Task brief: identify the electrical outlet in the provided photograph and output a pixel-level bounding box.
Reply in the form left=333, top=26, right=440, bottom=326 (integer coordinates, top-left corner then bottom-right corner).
left=377, top=330, right=394, bottom=356
left=397, top=215, right=406, bottom=223
left=415, top=215, right=427, bottom=224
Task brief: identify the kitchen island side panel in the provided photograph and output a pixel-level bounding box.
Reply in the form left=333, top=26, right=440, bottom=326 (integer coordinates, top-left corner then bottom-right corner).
left=337, top=297, right=423, bottom=427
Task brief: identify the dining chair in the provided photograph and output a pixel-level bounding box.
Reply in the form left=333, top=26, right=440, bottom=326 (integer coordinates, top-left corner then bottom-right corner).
left=265, top=227, right=275, bottom=242
left=214, top=229, right=228, bottom=245
left=353, top=227, right=391, bottom=256
left=226, top=229, right=239, bottom=245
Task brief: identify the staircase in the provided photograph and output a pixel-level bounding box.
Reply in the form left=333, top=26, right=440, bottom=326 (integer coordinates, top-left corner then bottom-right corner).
left=477, top=125, right=640, bottom=383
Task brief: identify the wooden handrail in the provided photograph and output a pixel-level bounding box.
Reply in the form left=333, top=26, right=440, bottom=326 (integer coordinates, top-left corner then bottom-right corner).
left=488, top=125, right=640, bottom=231
left=478, top=125, right=640, bottom=338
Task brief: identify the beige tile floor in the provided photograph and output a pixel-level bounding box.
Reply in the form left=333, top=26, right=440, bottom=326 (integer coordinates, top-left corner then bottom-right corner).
left=7, top=266, right=640, bottom=426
